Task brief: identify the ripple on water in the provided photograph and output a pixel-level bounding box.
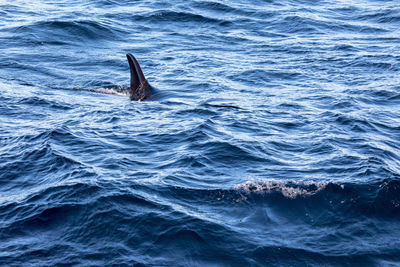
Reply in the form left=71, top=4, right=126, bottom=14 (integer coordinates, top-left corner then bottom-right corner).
left=1, top=0, right=400, bottom=265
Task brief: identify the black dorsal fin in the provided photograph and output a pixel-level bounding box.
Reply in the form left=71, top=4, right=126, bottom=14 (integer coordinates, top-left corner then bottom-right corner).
left=126, top=53, right=141, bottom=91
left=126, top=53, right=146, bottom=86
left=126, top=53, right=151, bottom=101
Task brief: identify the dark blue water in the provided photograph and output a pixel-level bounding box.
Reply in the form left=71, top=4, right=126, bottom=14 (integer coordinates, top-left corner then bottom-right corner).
left=1, top=0, right=400, bottom=266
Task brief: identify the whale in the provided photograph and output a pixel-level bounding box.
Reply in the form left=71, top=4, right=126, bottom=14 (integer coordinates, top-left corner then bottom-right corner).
left=126, top=53, right=151, bottom=101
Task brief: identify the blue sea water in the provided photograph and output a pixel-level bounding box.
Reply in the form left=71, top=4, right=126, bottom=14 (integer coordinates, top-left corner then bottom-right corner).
left=1, top=0, right=400, bottom=265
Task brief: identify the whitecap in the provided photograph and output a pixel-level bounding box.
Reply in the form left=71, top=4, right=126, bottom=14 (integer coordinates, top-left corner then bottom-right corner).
left=235, top=179, right=328, bottom=199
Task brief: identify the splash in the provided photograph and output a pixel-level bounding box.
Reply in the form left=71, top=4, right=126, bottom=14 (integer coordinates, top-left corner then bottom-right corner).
left=235, top=179, right=329, bottom=199
left=90, top=86, right=130, bottom=97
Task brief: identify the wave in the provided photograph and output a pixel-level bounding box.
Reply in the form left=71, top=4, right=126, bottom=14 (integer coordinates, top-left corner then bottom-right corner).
left=132, top=10, right=232, bottom=26
left=236, top=179, right=400, bottom=218
left=161, top=178, right=400, bottom=219
left=17, top=96, right=73, bottom=110
left=1, top=176, right=399, bottom=265
left=235, top=179, right=327, bottom=198
left=8, top=20, right=120, bottom=43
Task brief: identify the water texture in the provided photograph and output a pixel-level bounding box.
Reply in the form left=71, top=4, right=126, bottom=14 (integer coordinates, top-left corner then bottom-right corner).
left=1, top=0, right=400, bottom=266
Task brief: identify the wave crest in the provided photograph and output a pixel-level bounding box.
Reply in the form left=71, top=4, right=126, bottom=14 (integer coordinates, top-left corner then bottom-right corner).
left=235, top=179, right=328, bottom=198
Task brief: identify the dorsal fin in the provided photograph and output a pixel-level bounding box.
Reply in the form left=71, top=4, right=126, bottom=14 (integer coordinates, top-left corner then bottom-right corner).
left=126, top=53, right=146, bottom=86
left=126, top=53, right=140, bottom=91
left=126, top=53, right=151, bottom=101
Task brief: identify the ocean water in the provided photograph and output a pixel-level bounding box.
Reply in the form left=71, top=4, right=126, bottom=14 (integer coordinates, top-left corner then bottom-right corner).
left=0, top=0, right=400, bottom=265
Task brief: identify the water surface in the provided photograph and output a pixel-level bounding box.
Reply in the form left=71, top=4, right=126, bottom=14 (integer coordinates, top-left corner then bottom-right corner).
left=1, top=0, right=400, bottom=265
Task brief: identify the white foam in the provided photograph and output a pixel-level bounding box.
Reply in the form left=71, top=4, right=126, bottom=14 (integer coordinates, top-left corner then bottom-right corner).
left=91, top=86, right=130, bottom=97
left=235, top=179, right=327, bottom=199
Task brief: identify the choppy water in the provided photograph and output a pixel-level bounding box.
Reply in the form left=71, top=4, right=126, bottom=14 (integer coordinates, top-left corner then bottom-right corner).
left=1, top=0, right=400, bottom=266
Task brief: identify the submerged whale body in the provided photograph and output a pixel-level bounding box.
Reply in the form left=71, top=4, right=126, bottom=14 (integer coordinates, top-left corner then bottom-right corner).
left=126, top=53, right=151, bottom=101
